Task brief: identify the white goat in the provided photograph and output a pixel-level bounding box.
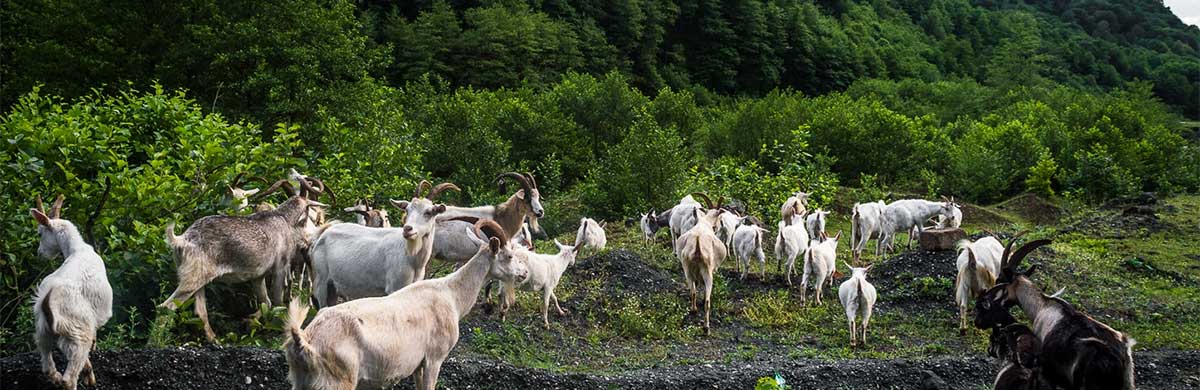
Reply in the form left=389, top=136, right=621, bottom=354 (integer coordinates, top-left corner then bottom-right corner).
left=880, top=198, right=956, bottom=252
left=838, top=262, right=877, bottom=347
left=775, top=214, right=809, bottom=285
left=676, top=195, right=727, bottom=335
left=731, top=220, right=767, bottom=280
left=955, top=236, right=1003, bottom=334
left=499, top=238, right=582, bottom=328
left=668, top=194, right=702, bottom=256
left=575, top=217, right=607, bottom=256
left=30, top=195, right=112, bottom=390
left=309, top=184, right=449, bottom=308
left=801, top=231, right=842, bottom=305
left=717, top=210, right=740, bottom=249
left=806, top=209, right=829, bottom=242
left=850, top=201, right=888, bottom=262
left=285, top=220, right=527, bottom=390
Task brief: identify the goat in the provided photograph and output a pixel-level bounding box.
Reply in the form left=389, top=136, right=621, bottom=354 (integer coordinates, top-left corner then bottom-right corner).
left=343, top=199, right=390, bottom=227
left=30, top=195, right=113, bottom=390
left=838, top=262, right=877, bottom=347
left=806, top=209, right=830, bottom=242
left=990, top=323, right=1055, bottom=390
left=638, top=209, right=670, bottom=241
left=955, top=236, right=1003, bottom=334
left=780, top=191, right=810, bottom=226
left=309, top=182, right=454, bottom=308
left=575, top=217, right=607, bottom=256
left=222, top=172, right=267, bottom=212
left=775, top=214, right=809, bottom=284
left=910, top=199, right=962, bottom=242
left=439, top=172, right=543, bottom=240
left=801, top=231, right=842, bottom=305
left=717, top=209, right=740, bottom=250
left=284, top=220, right=527, bottom=390
left=731, top=219, right=767, bottom=280
left=975, top=233, right=1137, bottom=390
left=499, top=237, right=582, bottom=328
left=668, top=194, right=702, bottom=257
left=850, top=201, right=888, bottom=263
left=676, top=193, right=727, bottom=335
left=880, top=197, right=956, bottom=253
left=161, top=179, right=328, bottom=341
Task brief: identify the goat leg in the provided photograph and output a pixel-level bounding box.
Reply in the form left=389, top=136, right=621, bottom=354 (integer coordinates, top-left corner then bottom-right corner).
left=194, top=288, right=217, bottom=342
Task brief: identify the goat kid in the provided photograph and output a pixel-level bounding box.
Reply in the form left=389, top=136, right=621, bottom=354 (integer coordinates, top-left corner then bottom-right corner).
left=806, top=209, right=829, bottom=242
left=732, top=219, right=767, bottom=280
left=575, top=217, right=607, bottom=256
left=990, top=323, right=1055, bottom=390
left=775, top=214, right=809, bottom=284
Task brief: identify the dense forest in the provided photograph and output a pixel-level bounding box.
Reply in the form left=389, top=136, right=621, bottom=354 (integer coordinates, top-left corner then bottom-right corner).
left=1, top=0, right=1199, bottom=349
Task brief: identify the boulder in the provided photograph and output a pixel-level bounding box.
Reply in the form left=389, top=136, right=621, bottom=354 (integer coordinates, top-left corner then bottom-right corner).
left=918, top=228, right=967, bottom=251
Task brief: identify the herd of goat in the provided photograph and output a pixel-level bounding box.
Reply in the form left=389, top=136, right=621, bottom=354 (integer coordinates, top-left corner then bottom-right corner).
left=26, top=169, right=1137, bottom=389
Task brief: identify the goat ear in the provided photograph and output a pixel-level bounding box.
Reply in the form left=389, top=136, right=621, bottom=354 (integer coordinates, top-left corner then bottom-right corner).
left=390, top=199, right=409, bottom=209
left=488, top=237, right=501, bottom=254
left=516, top=189, right=526, bottom=199
left=433, top=204, right=446, bottom=214
left=31, top=208, right=51, bottom=226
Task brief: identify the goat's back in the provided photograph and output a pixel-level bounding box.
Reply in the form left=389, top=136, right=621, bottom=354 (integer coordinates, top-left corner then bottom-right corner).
left=182, top=214, right=296, bottom=274
left=1039, top=308, right=1135, bottom=390
left=37, top=252, right=113, bottom=329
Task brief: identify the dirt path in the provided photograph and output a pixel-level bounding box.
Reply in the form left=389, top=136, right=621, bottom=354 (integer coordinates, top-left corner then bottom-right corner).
left=3, top=347, right=1197, bottom=389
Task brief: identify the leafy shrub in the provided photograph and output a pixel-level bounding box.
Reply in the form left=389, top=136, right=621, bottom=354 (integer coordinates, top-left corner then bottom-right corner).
left=582, top=114, right=691, bottom=219
left=0, top=85, right=303, bottom=347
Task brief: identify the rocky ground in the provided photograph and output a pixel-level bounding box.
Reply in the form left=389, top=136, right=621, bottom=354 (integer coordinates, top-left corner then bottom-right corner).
left=3, top=347, right=1198, bottom=389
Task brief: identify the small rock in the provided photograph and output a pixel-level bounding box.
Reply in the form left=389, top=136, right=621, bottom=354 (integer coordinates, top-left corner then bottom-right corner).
left=920, top=370, right=947, bottom=390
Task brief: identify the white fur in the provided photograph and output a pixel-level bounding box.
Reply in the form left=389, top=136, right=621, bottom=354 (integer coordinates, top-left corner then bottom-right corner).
left=677, top=208, right=727, bottom=335
left=838, top=265, right=877, bottom=347
left=805, top=209, right=829, bottom=242
left=954, top=236, right=1003, bottom=332
left=801, top=233, right=840, bottom=305
left=500, top=240, right=581, bottom=328
left=775, top=215, right=809, bottom=286
left=732, top=223, right=767, bottom=280
left=850, top=201, right=887, bottom=261
left=31, top=210, right=112, bottom=390
left=310, top=199, right=444, bottom=307
left=575, top=218, right=607, bottom=255
left=880, top=199, right=956, bottom=252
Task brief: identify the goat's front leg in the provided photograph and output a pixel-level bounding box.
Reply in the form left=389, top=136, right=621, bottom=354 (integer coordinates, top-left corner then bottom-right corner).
left=419, top=359, right=444, bottom=390
left=194, top=287, right=217, bottom=342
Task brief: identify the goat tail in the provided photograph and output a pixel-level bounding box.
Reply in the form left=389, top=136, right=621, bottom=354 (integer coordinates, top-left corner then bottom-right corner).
left=1123, top=335, right=1138, bottom=390
left=284, top=296, right=314, bottom=370
left=36, top=287, right=56, bottom=335
left=164, top=221, right=184, bottom=248
left=850, top=207, right=860, bottom=246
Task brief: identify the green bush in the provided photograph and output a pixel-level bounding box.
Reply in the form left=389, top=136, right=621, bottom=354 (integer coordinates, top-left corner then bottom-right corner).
left=582, top=113, right=690, bottom=220
left=0, top=85, right=301, bottom=349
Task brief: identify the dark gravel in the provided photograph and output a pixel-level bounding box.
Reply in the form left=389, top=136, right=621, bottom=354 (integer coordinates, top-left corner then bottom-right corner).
left=4, top=347, right=1197, bottom=389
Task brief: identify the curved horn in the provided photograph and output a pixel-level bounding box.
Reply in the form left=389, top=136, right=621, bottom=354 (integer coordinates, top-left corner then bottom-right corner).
left=297, top=177, right=322, bottom=200
left=413, top=180, right=432, bottom=199
left=427, top=182, right=461, bottom=201
left=231, top=172, right=247, bottom=188
left=474, top=219, right=509, bottom=243
left=523, top=172, right=538, bottom=189
left=1007, top=239, right=1052, bottom=273
left=252, top=179, right=296, bottom=201
left=307, top=178, right=335, bottom=205
left=691, top=192, right=715, bottom=209
left=1000, top=231, right=1029, bottom=270
left=496, top=172, right=534, bottom=201
left=50, top=194, right=65, bottom=219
